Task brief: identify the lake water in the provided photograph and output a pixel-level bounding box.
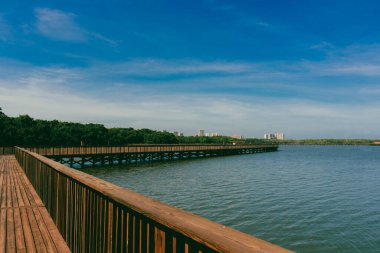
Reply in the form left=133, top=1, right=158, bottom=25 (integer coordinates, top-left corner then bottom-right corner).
left=84, top=145, right=380, bottom=253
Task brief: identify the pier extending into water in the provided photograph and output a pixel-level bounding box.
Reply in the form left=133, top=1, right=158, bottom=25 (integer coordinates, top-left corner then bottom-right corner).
left=24, top=144, right=278, bottom=168
left=1, top=145, right=292, bottom=252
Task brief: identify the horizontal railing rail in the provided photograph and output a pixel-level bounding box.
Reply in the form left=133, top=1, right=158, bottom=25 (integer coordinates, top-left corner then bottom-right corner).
left=24, top=144, right=278, bottom=156
left=15, top=147, right=292, bottom=253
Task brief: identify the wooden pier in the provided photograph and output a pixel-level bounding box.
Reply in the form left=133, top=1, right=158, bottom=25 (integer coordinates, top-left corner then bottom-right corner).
left=0, top=155, right=70, bottom=252
left=0, top=145, right=292, bottom=252
left=24, top=144, right=278, bottom=168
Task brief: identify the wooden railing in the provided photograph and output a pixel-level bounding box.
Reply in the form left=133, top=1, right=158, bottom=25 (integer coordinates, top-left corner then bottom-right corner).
left=0, top=146, right=15, bottom=155
left=15, top=147, right=292, bottom=253
left=24, top=144, right=277, bottom=156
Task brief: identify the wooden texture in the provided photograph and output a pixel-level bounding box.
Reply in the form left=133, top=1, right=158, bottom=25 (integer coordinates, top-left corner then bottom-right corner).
left=15, top=147, right=293, bottom=253
left=24, top=144, right=278, bottom=156
left=24, top=145, right=279, bottom=168
left=0, top=155, right=70, bottom=253
left=0, top=148, right=14, bottom=155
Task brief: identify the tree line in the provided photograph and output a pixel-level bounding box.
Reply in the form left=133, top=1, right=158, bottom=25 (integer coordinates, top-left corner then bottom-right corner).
left=2, top=109, right=374, bottom=147
left=0, top=109, right=235, bottom=147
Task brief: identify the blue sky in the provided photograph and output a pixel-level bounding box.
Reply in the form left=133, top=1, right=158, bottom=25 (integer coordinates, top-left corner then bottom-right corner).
left=1, top=0, right=380, bottom=138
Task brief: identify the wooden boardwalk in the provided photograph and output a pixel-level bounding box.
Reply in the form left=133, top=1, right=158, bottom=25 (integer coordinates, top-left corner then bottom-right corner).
left=24, top=145, right=278, bottom=168
left=0, top=155, right=70, bottom=253
left=14, top=147, right=293, bottom=253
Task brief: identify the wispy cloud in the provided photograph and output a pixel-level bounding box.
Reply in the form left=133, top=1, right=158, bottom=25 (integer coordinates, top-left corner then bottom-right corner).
left=35, top=8, right=87, bottom=42
left=34, top=8, right=118, bottom=46
left=1, top=80, right=379, bottom=138
left=1, top=43, right=380, bottom=138
left=1, top=57, right=380, bottom=138
left=310, top=41, right=335, bottom=50
left=302, top=44, right=380, bottom=77
left=91, top=59, right=254, bottom=77
left=241, top=17, right=273, bottom=30
left=206, top=1, right=280, bottom=34
left=89, top=32, right=120, bottom=47
left=358, top=86, right=380, bottom=95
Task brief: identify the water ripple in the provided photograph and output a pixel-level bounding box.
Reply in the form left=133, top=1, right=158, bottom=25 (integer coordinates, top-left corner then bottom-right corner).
left=84, top=146, right=380, bottom=253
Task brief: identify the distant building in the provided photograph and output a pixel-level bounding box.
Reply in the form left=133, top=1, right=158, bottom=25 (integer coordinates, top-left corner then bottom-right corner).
left=205, top=133, right=210, bottom=137
left=199, top=129, right=205, bottom=137
left=275, top=133, right=285, bottom=140
left=264, top=133, right=275, bottom=139
left=231, top=135, right=244, bottom=140
left=210, top=132, right=220, bottom=137
left=264, top=133, right=285, bottom=140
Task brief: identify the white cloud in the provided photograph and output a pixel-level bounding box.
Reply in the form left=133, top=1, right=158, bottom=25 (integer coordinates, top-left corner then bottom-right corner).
left=35, top=8, right=87, bottom=42
left=1, top=58, right=380, bottom=139
left=80, top=44, right=380, bottom=82
left=303, top=44, right=380, bottom=77
left=326, top=64, right=380, bottom=76
left=1, top=80, right=379, bottom=139
left=90, top=59, right=254, bottom=77
left=34, top=8, right=118, bottom=45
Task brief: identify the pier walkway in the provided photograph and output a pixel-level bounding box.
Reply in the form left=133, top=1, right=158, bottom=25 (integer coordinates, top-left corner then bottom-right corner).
left=0, top=155, right=70, bottom=253
left=0, top=146, right=292, bottom=252
left=24, top=144, right=279, bottom=168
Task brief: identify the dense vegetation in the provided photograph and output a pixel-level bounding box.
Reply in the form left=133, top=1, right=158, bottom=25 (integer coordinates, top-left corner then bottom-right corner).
left=0, top=109, right=234, bottom=146
left=1, top=109, right=377, bottom=147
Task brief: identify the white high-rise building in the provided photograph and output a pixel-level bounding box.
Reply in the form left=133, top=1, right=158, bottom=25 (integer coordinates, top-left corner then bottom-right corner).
left=275, top=133, right=285, bottom=140
left=264, top=133, right=285, bottom=140
left=264, top=133, right=275, bottom=139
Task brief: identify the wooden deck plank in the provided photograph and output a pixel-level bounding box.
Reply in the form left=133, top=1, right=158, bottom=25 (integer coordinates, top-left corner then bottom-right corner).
left=6, top=174, right=12, bottom=209
left=38, top=207, right=71, bottom=253
left=25, top=206, right=47, bottom=253
left=19, top=207, right=36, bottom=253
left=14, top=177, right=25, bottom=208
left=0, top=208, right=6, bottom=252
left=0, top=174, right=4, bottom=208
left=6, top=207, right=16, bottom=252
left=10, top=174, right=17, bottom=208
left=15, top=175, right=31, bottom=208
left=19, top=173, right=44, bottom=207
left=33, top=206, right=60, bottom=253
left=2, top=174, right=8, bottom=209
left=13, top=207, right=26, bottom=252
left=0, top=155, right=70, bottom=253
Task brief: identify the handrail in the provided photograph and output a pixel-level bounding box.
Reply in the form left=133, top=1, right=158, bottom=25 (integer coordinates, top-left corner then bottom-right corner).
left=15, top=147, right=292, bottom=253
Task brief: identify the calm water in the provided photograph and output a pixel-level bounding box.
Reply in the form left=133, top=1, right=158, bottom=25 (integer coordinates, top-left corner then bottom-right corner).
left=84, top=146, right=380, bottom=252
